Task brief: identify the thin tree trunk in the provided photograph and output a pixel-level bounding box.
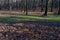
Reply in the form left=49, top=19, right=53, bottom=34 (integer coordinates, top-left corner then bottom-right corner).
left=51, top=0, right=53, bottom=12
left=32, top=0, right=36, bottom=11
left=8, top=0, right=12, bottom=13
left=8, top=0, right=10, bottom=10
left=9, top=0, right=12, bottom=11
left=0, top=2, right=1, bottom=9
left=18, top=1, right=19, bottom=10
left=41, top=0, right=43, bottom=12
left=21, top=0, right=23, bottom=11
left=21, top=0, right=25, bottom=13
left=58, top=0, right=60, bottom=15
left=26, top=0, right=28, bottom=15
left=44, top=0, right=49, bottom=16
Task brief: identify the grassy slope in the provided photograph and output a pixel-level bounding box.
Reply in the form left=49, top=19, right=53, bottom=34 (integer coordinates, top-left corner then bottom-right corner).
left=0, top=14, right=60, bottom=23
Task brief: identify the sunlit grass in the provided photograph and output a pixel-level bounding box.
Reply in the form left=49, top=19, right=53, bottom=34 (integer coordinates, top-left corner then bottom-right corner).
left=0, top=14, right=60, bottom=23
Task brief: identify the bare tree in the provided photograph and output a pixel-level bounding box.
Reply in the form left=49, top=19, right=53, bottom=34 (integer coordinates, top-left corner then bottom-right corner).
left=21, top=0, right=25, bottom=12
left=50, top=0, right=53, bottom=12
left=8, top=0, right=12, bottom=13
left=32, top=0, right=36, bottom=11
left=58, top=0, right=60, bottom=15
left=44, top=0, right=49, bottom=16
left=0, top=1, right=1, bottom=10
left=41, top=0, right=43, bottom=12
left=25, top=0, right=28, bottom=15
left=10, top=0, right=12, bottom=10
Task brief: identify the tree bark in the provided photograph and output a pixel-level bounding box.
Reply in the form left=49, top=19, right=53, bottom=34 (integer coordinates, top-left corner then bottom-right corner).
left=26, top=0, right=28, bottom=15
left=32, top=0, right=36, bottom=11
left=44, top=0, right=49, bottom=16
left=58, top=0, right=60, bottom=15
left=51, top=0, right=53, bottom=12
left=41, top=0, right=43, bottom=12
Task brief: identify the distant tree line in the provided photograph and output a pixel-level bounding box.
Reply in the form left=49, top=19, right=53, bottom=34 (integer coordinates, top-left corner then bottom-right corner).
left=0, top=0, right=59, bottom=16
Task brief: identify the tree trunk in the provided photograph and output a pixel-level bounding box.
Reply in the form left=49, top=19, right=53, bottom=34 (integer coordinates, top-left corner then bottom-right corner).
left=41, top=0, right=43, bottom=12
left=44, top=0, right=49, bottom=16
left=51, top=0, right=53, bottom=12
left=26, top=0, right=28, bottom=15
left=32, top=0, right=36, bottom=11
left=9, top=0, right=12, bottom=13
left=58, top=0, right=60, bottom=15
left=8, top=0, right=10, bottom=10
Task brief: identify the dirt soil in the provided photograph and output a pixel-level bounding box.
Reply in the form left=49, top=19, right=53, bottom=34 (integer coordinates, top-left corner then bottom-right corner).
left=0, top=21, right=60, bottom=40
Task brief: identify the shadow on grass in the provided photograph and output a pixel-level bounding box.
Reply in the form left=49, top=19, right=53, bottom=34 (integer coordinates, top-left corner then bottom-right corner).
left=0, top=17, right=27, bottom=24
left=0, top=15, right=60, bottom=24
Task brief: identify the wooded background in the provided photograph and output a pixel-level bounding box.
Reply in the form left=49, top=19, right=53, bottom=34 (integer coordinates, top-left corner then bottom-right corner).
left=0, top=0, right=60, bottom=16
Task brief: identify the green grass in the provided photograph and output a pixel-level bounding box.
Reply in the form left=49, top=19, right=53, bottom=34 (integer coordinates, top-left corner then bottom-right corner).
left=0, top=14, right=60, bottom=24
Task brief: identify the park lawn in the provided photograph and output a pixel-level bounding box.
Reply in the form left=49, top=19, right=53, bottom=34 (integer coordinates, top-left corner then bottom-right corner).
left=0, top=14, right=60, bottom=23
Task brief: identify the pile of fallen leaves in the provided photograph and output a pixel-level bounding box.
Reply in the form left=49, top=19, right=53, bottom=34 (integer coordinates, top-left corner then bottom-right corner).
left=0, top=23, right=60, bottom=40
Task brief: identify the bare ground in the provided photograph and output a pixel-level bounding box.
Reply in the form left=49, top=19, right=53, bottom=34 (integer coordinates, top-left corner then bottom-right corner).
left=0, top=10, right=57, bottom=15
